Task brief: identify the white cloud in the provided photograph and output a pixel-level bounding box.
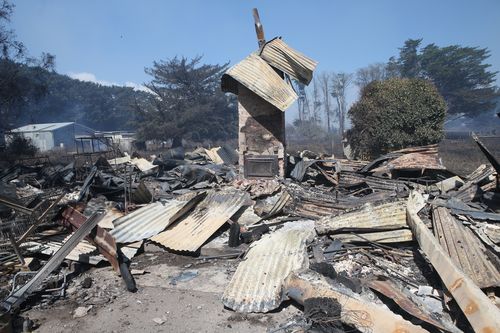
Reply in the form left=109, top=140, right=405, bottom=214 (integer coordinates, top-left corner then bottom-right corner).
left=68, top=72, right=151, bottom=93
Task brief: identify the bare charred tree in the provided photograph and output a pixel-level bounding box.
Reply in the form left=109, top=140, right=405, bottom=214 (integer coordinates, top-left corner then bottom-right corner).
left=331, top=72, right=353, bottom=137
left=355, top=63, right=387, bottom=90
left=319, top=72, right=333, bottom=133
left=310, top=77, right=322, bottom=124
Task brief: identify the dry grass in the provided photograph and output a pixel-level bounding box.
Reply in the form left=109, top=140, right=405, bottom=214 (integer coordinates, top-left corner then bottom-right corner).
left=438, top=136, right=500, bottom=177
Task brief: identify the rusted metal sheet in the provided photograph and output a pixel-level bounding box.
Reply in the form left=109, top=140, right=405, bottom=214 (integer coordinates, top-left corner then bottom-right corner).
left=221, top=53, right=298, bottom=111
left=337, top=159, right=368, bottom=172
left=451, top=164, right=495, bottom=202
left=151, top=189, right=248, bottom=252
left=97, top=207, right=123, bottom=229
left=371, top=152, right=445, bottom=173
left=110, top=195, right=202, bottom=243
left=267, top=190, right=291, bottom=217
left=366, top=278, right=460, bottom=332
left=392, top=144, right=440, bottom=155
left=259, top=37, right=318, bottom=85
left=285, top=183, right=393, bottom=220
left=316, top=200, right=407, bottom=235
left=360, top=144, right=441, bottom=174
left=62, top=206, right=120, bottom=271
left=432, top=206, right=500, bottom=288
left=434, top=176, right=464, bottom=193
left=464, top=164, right=495, bottom=183
left=222, top=221, right=314, bottom=312
left=407, top=191, right=500, bottom=332
left=2, top=212, right=104, bottom=311
left=331, top=229, right=413, bottom=243
left=285, top=270, right=428, bottom=333
left=338, top=171, right=409, bottom=192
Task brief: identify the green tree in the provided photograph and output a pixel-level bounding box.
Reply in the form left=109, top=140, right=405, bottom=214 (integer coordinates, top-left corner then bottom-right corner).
left=0, top=0, right=55, bottom=130
left=135, top=56, right=237, bottom=143
left=398, top=39, right=422, bottom=78
left=392, top=39, right=498, bottom=117
left=347, top=78, right=446, bottom=159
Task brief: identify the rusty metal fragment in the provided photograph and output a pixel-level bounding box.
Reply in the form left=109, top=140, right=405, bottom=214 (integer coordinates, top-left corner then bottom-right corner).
left=110, top=194, right=203, bottom=243
left=331, top=229, right=413, bottom=243
left=285, top=184, right=393, bottom=220
left=366, top=278, right=460, bottom=332
left=61, top=206, right=120, bottom=272
left=259, top=37, right=318, bottom=85
left=316, top=200, right=407, bottom=235
left=152, top=189, right=248, bottom=252
left=431, top=206, right=500, bottom=288
left=407, top=191, right=500, bottom=332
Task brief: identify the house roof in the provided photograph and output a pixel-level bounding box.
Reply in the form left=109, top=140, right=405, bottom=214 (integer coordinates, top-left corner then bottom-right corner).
left=10, top=122, right=76, bottom=133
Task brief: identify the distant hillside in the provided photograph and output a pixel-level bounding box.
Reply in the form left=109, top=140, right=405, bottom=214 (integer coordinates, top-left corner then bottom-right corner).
left=4, top=61, right=150, bottom=131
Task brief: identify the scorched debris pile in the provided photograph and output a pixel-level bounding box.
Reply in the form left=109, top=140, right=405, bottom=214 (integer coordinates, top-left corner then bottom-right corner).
left=0, top=138, right=499, bottom=332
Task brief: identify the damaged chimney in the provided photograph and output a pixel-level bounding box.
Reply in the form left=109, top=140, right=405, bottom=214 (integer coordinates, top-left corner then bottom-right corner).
left=221, top=8, right=318, bottom=179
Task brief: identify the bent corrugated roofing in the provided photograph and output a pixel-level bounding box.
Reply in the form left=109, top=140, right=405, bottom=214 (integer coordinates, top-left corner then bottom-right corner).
left=222, top=221, right=315, bottom=312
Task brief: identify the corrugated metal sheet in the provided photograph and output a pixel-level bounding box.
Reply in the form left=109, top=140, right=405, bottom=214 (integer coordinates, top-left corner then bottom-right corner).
left=360, top=144, right=441, bottom=173
left=392, top=144, right=439, bottom=154
left=23, top=234, right=141, bottom=265
left=221, top=53, right=298, bottom=111
left=366, top=279, right=460, bottom=332
left=259, top=38, right=318, bottom=85
left=151, top=189, right=248, bottom=252
left=432, top=206, right=500, bottom=288
left=110, top=197, right=200, bottom=243
left=331, top=229, right=413, bottom=243
left=285, top=183, right=394, bottom=220
left=407, top=192, right=500, bottom=332
left=222, top=221, right=315, bottom=313
left=204, top=147, right=224, bottom=164
left=315, top=200, right=407, bottom=235
left=130, top=158, right=157, bottom=172
left=267, top=190, right=291, bottom=217
left=384, top=152, right=445, bottom=171
left=338, top=171, right=409, bottom=192
left=205, top=146, right=238, bottom=165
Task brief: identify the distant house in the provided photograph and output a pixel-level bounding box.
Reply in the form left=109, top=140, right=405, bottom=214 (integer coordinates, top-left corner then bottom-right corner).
left=6, top=122, right=95, bottom=152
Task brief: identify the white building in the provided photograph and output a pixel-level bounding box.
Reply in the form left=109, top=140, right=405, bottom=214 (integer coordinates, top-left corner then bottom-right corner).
left=6, top=122, right=96, bottom=152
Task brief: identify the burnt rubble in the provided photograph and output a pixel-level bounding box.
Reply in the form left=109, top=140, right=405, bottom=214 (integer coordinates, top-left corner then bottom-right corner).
left=0, top=141, right=498, bottom=333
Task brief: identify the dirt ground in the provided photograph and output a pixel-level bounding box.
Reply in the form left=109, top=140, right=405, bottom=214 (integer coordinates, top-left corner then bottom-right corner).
left=22, top=247, right=302, bottom=333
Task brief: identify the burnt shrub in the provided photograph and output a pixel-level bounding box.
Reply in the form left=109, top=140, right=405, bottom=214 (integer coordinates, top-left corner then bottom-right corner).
left=347, top=78, right=446, bottom=159
left=6, top=134, right=38, bottom=157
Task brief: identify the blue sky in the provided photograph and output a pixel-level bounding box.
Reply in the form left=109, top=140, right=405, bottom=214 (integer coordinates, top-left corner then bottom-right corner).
left=11, top=0, right=500, bottom=120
